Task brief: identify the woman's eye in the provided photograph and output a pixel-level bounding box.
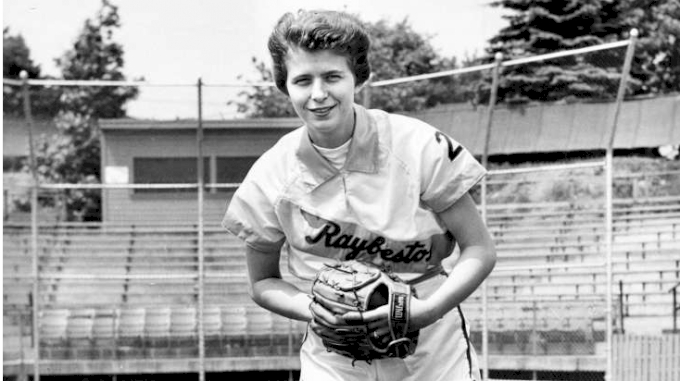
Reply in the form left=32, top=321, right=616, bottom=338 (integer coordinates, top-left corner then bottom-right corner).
left=294, top=78, right=311, bottom=86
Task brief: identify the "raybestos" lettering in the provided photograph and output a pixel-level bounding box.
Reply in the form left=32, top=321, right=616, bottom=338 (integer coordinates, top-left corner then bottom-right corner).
left=305, top=221, right=432, bottom=264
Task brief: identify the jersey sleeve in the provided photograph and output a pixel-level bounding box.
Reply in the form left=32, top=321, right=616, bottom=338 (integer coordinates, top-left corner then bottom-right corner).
left=222, top=163, right=285, bottom=253
left=419, top=130, right=486, bottom=213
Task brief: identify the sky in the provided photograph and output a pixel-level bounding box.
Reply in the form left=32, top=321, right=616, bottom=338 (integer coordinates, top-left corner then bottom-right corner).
left=3, top=0, right=508, bottom=120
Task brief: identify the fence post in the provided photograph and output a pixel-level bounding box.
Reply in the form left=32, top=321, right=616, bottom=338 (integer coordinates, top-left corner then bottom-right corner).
left=604, top=29, right=638, bottom=381
left=480, top=52, right=503, bottom=381
left=196, top=77, right=206, bottom=381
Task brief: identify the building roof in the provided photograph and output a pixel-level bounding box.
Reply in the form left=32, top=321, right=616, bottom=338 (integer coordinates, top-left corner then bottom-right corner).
left=409, top=93, right=679, bottom=156
left=99, top=94, right=679, bottom=156
left=99, top=117, right=302, bottom=131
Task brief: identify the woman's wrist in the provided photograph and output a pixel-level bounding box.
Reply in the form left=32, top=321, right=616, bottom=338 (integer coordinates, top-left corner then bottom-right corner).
left=410, top=296, right=443, bottom=331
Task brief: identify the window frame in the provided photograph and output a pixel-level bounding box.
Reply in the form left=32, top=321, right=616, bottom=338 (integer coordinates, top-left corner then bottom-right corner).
left=132, top=157, right=211, bottom=194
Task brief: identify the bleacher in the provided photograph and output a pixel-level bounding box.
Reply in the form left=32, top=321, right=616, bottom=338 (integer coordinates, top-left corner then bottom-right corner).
left=3, top=196, right=680, bottom=373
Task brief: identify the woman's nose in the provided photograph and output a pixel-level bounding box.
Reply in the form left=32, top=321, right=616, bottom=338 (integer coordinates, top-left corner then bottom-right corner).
left=311, top=80, right=328, bottom=101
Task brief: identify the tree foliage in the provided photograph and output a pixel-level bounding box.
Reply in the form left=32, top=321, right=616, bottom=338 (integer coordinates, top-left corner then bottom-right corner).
left=25, top=0, right=138, bottom=221
left=228, top=57, right=297, bottom=118
left=622, top=0, right=680, bottom=94
left=3, top=28, right=62, bottom=118
left=486, top=0, right=680, bottom=104
left=487, top=0, right=630, bottom=103
left=365, top=18, right=468, bottom=112
left=56, top=1, right=138, bottom=119
left=230, top=16, right=477, bottom=117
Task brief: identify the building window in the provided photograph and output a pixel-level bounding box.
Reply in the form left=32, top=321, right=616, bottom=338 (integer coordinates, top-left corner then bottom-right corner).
left=133, top=157, right=210, bottom=193
left=216, top=157, right=258, bottom=188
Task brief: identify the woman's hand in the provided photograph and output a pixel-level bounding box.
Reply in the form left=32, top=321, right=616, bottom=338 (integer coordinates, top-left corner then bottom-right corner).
left=309, top=296, right=367, bottom=342
left=339, top=296, right=439, bottom=346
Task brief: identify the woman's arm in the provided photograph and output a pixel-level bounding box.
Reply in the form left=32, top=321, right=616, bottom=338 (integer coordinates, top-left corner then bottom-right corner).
left=247, top=244, right=364, bottom=341
left=409, top=192, right=496, bottom=329
left=245, top=245, right=313, bottom=322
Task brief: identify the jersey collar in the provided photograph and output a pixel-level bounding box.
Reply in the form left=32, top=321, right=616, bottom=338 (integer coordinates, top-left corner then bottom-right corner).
left=296, top=104, right=380, bottom=185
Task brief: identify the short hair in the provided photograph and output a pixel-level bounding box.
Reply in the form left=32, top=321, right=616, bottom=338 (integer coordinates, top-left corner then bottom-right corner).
left=267, top=9, right=371, bottom=95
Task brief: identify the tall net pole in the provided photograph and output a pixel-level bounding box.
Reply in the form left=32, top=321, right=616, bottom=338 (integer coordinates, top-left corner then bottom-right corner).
left=196, top=77, right=207, bottom=381
left=604, top=29, right=637, bottom=381
left=21, top=71, right=41, bottom=381
left=481, top=52, right=503, bottom=381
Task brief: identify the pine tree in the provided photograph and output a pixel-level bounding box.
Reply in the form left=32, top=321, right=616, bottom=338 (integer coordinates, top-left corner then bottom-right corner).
left=488, top=0, right=631, bottom=103
left=487, top=0, right=680, bottom=104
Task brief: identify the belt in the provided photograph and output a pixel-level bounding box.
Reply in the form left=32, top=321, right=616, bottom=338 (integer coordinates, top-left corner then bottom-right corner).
left=406, top=264, right=448, bottom=285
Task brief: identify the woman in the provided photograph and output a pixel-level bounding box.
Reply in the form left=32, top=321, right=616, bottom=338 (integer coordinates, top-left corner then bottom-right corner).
left=223, top=9, right=496, bottom=381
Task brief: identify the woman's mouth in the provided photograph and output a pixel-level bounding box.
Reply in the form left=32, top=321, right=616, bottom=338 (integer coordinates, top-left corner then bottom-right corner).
left=308, top=105, right=335, bottom=116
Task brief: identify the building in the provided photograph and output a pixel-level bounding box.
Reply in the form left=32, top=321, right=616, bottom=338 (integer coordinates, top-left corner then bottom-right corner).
left=88, top=93, right=680, bottom=223
left=99, top=118, right=301, bottom=224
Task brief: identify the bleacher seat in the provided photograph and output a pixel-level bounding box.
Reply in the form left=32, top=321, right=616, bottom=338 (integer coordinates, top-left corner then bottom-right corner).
left=221, top=306, right=247, bottom=356
left=117, top=308, right=145, bottom=358
left=271, top=313, right=296, bottom=356
left=170, top=306, right=197, bottom=348
left=246, top=306, right=274, bottom=355
left=92, top=309, right=117, bottom=358
left=66, top=308, right=95, bottom=359
left=202, top=305, right=223, bottom=357
left=39, top=308, right=70, bottom=359
left=144, top=306, right=171, bottom=356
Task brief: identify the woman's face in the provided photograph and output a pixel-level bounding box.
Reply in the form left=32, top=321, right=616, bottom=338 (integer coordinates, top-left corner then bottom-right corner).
left=285, top=48, right=360, bottom=148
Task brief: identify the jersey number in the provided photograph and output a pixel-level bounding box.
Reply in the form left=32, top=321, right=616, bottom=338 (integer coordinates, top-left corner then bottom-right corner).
left=435, top=132, right=463, bottom=162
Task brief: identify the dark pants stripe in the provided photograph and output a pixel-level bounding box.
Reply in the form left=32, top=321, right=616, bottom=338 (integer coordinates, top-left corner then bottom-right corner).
left=456, top=305, right=473, bottom=379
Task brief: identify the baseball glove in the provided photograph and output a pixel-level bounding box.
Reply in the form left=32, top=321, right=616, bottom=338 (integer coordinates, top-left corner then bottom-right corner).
left=310, top=260, right=419, bottom=362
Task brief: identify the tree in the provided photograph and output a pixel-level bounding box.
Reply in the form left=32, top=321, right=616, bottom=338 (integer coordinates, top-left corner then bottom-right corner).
left=3, top=28, right=62, bottom=118
left=25, top=0, right=138, bottom=221
left=229, top=57, right=297, bottom=117
left=486, top=0, right=631, bottom=104
left=230, top=16, right=475, bottom=117
left=486, top=0, right=680, bottom=104
left=365, top=18, right=468, bottom=112
left=620, top=0, right=680, bottom=95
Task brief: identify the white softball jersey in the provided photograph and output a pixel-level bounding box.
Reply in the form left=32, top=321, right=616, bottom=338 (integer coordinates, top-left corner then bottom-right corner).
left=223, top=104, right=485, bottom=380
